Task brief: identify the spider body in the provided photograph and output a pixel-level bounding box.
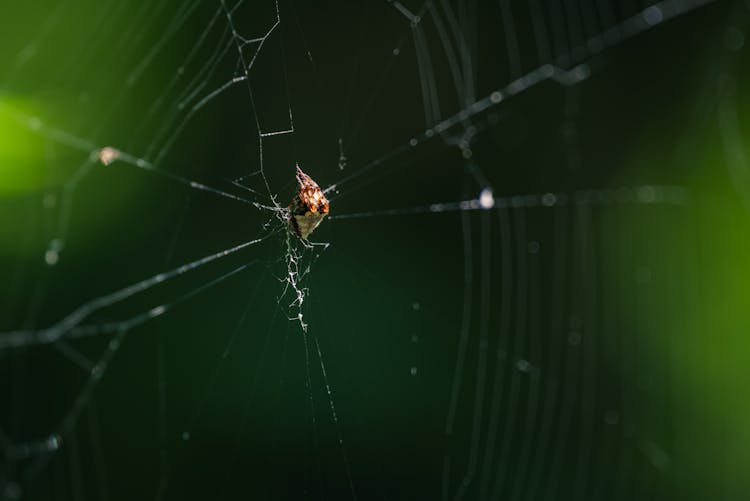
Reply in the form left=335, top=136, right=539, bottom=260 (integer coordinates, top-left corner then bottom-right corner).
left=289, top=165, right=329, bottom=240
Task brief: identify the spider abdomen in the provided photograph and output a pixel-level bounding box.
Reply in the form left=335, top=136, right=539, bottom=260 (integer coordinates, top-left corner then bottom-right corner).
left=289, top=165, right=329, bottom=240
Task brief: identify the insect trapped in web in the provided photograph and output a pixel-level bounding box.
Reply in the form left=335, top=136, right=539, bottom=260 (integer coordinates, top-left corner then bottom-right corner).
left=288, top=165, right=329, bottom=241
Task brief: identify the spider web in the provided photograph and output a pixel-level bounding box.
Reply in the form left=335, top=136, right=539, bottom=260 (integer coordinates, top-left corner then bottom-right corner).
left=1, top=0, right=749, bottom=500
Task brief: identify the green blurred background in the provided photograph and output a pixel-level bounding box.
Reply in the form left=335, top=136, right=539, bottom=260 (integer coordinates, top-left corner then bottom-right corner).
left=1, top=0, right=750, bottom=499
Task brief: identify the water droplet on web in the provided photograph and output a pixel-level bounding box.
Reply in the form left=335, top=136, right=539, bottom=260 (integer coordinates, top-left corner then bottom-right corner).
left=643, top=5, right=663, bottom=26
left=409, top=138, right=418, bottom=147
left=149, top=305, right=166, bottom=318
left=573, top=64, right=590, bottom=80
left=46, top=433, right=62, bottom=451
left=98, top=146, right=119, bottom=166
left=410, top=366, right=418, bottom=376
left=392, top=47, right=400, bottom=56
left=90, top=364, right=104, bottom=380
left=490, top=91, right=502, bottom=103
left=44, top=249, right=59, bottom=266
left=540, top=64, right=555, bottom=78
left=541, top=192, right=557, bottom=206
left=479, top=188, right=494, bottom=209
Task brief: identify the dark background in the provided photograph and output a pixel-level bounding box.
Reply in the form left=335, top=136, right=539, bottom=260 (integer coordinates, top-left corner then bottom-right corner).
left=1, top=0, right=750, bottom=499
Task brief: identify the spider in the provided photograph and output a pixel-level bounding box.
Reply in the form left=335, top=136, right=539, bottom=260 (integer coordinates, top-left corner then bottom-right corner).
left=288, top=165, right=329, bottom=241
